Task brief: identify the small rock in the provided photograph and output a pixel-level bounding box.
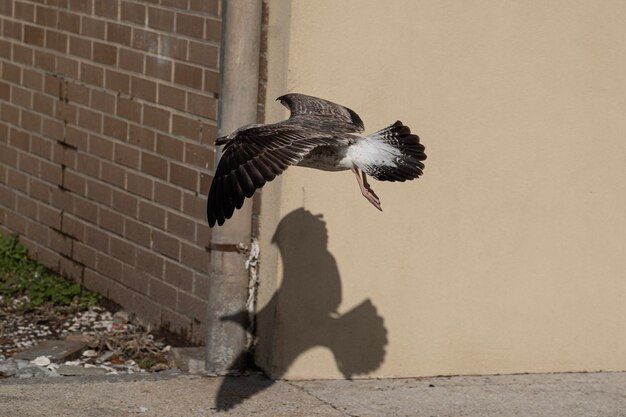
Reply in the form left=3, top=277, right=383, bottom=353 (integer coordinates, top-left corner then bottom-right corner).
left=98, top=351, right=117, bottom=362
left=31, top=356, right=51, bottom=367
left=57, top=365, right=107, bottom=376
left=82, top=349, right=98, bottom=358
left=139, top=406, right=148, bottom=413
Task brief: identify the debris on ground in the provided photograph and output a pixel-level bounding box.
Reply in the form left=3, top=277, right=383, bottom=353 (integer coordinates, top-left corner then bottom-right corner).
left=0, top=306, right=177, bottom=379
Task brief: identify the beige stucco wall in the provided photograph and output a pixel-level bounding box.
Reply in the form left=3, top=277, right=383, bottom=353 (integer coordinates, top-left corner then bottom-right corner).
left=255, top=0, right=626, bottom=379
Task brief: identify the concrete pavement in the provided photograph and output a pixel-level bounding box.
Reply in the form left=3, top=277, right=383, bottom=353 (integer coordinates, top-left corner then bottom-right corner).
left=0, top=371, right=624, bottom=416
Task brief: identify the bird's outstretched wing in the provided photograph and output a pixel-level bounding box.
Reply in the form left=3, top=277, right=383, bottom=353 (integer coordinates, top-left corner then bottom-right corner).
left=207, top=124, right=331, bottom=227
left=278, top=93, right=365, bottom=133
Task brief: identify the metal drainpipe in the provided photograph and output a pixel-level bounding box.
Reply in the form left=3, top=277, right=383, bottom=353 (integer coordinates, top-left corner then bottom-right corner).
left=205, top=0, right=262, bottom=373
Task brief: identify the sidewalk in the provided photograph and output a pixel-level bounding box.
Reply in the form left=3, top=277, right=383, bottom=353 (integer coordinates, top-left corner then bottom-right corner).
left=0, top=371, right=624, bottom=416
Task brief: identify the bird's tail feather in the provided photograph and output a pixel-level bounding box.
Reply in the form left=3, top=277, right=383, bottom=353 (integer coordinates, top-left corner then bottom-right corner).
left=352, top=121, right=426, bottom=182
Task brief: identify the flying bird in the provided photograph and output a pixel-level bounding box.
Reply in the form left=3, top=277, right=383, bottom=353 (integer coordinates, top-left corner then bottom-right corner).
left=207, top=93, right=426, bottom=227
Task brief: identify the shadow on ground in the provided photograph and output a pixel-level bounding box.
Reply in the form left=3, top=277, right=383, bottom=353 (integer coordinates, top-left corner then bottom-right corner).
left=215, top=208, right=388, bottom=411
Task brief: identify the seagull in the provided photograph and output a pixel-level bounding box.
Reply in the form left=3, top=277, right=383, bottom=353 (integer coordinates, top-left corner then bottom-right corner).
left=207, top=93, right=426, bottom=227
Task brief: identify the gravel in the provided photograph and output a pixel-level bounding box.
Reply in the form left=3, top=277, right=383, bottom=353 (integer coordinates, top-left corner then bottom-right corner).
left=0, top=296, right=177, bottom=379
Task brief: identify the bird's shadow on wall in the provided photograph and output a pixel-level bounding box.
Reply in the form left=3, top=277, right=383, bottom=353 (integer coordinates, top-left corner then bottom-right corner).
left=215, top=208, right=388, bottom=411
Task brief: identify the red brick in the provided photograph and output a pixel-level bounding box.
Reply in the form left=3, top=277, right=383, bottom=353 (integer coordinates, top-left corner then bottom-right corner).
left=65, top=126, right=88, bottom=150
left=90, top=90, right=115, bottom=113
left=63, top=170, right=85, bottom=195
left=128, top=125, right=155, bottom=150
left=116, top=97, right=142, bottom=123
left=35, top=51, right=56, bottom=73
left=2, top=20, right=22, bottom=41
left=23, top=70, right=43, bottom=91
left=170, top=163, right=197, bottom=191
left=161, top=308, right=192, bottom=341
left=180, top=242, right=209, bottom=272
left=174, top=62, right=202, bottom=89
left=35, top=6, right=57, bottom=27
left=36, top=245, right=61, bottom=271
left=97, top=252, right=123, bottom=280
left=34, top=95, right=54, bottom=118
left=30, top=136, right=52, bottom=159
left=131, top=294, right=162, bottom=326
left=143, top=105, right=169, bottom=132
left=162, top=0, right=187, bottom=9
left=205, top=18, right=221, bottom=42
left=58, top=11, right=80, bottom=34
left=105, top=69, right=130, bottom=94
left=103, top=116, right=128, bottom=140
left=95, top=0, right=117, bottom=19
left=159, top=35, right=187, bottom=60
left=172, top=115, right=201, bottom=140
left=11, top=130, right=32, bottom=152
left=81, top=16, right=105, bottom=39
left=83, top=269, right=110, bottom=298
left=187, top=92, right=217, bottom=119
left=80, top=63, right=104, bottom=87
left=110, top=235, right=136, bottom=265
left=55, top=101, right=78, bottom=124
left=86, top=178, right=112, bottom=205
left=75, top=152, right=99, bottom=177
left=154, top=181, right=181, bottom=210
left=106, top=22, right=132, bottom=46
left=39, top=204, right=62, bottom=230
left=69, top=36, right=91, bottom=59
left=185, top=142, right=212, bottom=170
left=93, top=42, right=117, bottom=65
left=158, top=85, right=185, bottom=111
left=74, top=242, right=96, bottom=269
left=101, top=161, right=126, bottom=188
left=3, top=102, right=21, bottom=126
left=126, top=172, right=153, bottom=199
left=189, top=41, right=218, bottom=68
left=145, top=56, right=171, bottom=81
left=148, top=7, right=174, bottom=32
left=131, top=28, right=158, bottom=52
left=167, top=211, right=195, bottom=240
left=45, top=30, right=68, bottom=53
left=78, top=107, right=102, bottom=132
left=0, top=40, right=10, bottom=59
left=149, top=278, right=177, bottom=310
left=194, top=272, right=209, bottom=301
left=131, top=76, right=156, bottom=102
left=12, top=86, right=32, bottom=108
left=41, top=160, right=63, bottom=185
left=0, top=81, right=9, bottom=100
left=176, top=291, right=206, bottom=322
left=203, top=70, right=219, bottom=94
left=70, top=0, right=94, bottom=14
left=190, top=0, right=219, bottom=15
left=56, top=56, right=80, bottom=79
left=176, top=13, right=204, bottom=38
left=120, top=264, right=149, bottom=293
left=138, top=200, right=165, bottom=228
left=59, top=257, right=84, bottom=282
left=114, top=142, right=139, bottom=169
left=98, top=206, right=124, bottom=236
left=29, top=177, right=53, bottom=203
left=2, top=62, right=21, bottom=84
left=182, top=192, right=205, bottom=219
left=67, top=82, right=90, bottom=106
left=21, top=111, right=42, bottom=134
left=89, top=134, right=113, bottom=159
left=52, top=143, right=77, bottom=168
left=5, top=211, right=28, bottom=235
left=137, top=247, right=165, bottom=277
left=195, top=223, right=211, bottom=247
left=141, top=152, right=168, bottom=180
left=73, top=196, right=98, bottom=223
left=113, top=190, right=138, bottom=217
left=15, top=2, right=35, bottom=22
left=13, top=44, right=34, bottom=66
left=17, top=195, right=39, bottom=221
left=118, top=48, right=144, bottom=73
left=164, top=261, right=193, bottom=293
left=121, top=2, right=145, bottom=25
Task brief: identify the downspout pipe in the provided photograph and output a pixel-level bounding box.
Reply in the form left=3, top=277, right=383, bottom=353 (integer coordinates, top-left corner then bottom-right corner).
left=205, top=0, right=263, bottom=373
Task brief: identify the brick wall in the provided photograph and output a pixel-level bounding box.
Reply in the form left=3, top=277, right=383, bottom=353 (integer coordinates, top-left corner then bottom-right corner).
left=0, top=0, right=223, bottom=343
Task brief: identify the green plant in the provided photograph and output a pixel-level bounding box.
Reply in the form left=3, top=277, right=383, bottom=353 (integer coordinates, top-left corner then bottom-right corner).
left=0, top=232, right=98, bottom=311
